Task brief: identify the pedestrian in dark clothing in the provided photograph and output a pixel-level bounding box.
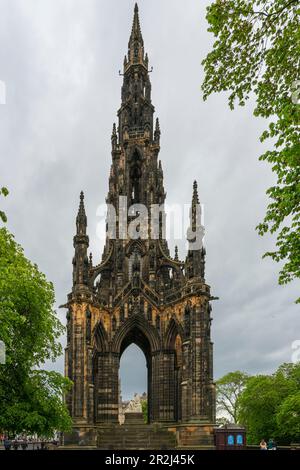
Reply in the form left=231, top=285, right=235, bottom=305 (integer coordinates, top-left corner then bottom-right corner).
left=13, top=440, right=19, bottom=451
left=267, top=438, right=277, bottom=450
left=21, top=440, right=28, bottom=450
left=4, top=439, right=11, bottom=450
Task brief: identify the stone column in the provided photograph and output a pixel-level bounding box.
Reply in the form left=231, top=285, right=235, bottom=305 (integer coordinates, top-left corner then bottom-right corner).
left=181, top=339, right=191, bottom=421
left=95, top=352, right=119, bottom=423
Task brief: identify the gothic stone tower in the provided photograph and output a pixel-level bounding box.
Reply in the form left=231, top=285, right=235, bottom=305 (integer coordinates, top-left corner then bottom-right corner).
left=64, top=4, right=216, bottom=447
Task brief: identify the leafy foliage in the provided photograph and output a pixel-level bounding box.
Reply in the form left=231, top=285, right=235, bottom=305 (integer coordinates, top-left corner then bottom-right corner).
left=0, top=371, right=72, bottom=437
left=216, top=371, right=250, bottom=423
left=238, top=362, right=300, bottom=444
left=0, top=187, right=9, bottom=223
left=0, top=227, right=72, bottom=436
left=202, top=0, right=300, bottom=302
left=276, top=392, right=300, bottom=441
left=141, top=399, right=148, bottom=423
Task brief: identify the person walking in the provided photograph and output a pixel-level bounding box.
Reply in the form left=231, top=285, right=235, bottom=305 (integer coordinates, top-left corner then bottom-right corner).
left=267, top=438, right=277, bottom=450
left=4, top=438, right=11, bottom=451
left=13, top=439, right=19, bottom=451
left=259, top=439, right=267, bottom=450
left=21, top=439, right=28, bottom=450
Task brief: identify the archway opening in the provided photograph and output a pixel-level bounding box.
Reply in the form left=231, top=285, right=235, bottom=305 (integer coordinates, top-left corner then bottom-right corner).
left=119, top=344, right=148, bottom=424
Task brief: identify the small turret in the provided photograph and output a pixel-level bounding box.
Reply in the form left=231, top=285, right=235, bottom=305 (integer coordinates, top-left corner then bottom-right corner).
left=111, top=123, right=118, bottom=151
left=73, top=191, right=90, bottom=293
left=185, top=181, right=205, bottom=281
left=154, top=118, right=161, bottom=145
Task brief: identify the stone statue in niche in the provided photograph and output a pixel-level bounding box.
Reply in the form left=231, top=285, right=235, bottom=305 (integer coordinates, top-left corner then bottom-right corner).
left=184, top=304, right=191, bottom=337
left=147, top=304, right=152, bottom=321
left=120, top=305, right=125, bottom=322
left=117, top=244, right=123, bottom=271
left=86, top=308, right=91, bottom=343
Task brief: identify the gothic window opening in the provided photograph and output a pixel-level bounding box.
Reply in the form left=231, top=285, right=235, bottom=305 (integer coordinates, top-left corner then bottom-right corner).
left=119, top=326, right=152, bottom=424
left=119, top=344, right=147, bottom=424
left=128, top=251, right=142, bottom=280
left=174, top=333, right=183, bottom=422
left=134, top=42, right=139, bottom=59
left=130, top=150, right=142, bottom=203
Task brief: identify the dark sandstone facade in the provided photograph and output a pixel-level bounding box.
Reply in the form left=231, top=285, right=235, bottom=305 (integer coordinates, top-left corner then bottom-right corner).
left=64, top=4, right=216, bottom=447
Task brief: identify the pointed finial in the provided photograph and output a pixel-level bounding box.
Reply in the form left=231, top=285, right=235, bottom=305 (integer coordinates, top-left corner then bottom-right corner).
left=127, top=2, right=144, bottom=65
left=111, top=123, right=118, bottom=151
left=78, top=191, right=86, bottom=215
left=76, top=191, right=87, bottom=235
left=192, top=180, right=200, bottom=205
left=155, top=117, right=160, bottom=132
left=89, top=252, right=93, bottom=265
left=154, top=117, right=161, bottom=144
left=131, top=2, right=142, bottom=37
left=174, top=245, right=179, bottom=261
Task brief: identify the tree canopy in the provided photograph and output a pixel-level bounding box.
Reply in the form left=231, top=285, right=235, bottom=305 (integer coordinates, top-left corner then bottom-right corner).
left=202, top=0, right=300, bottom=303
left=0, top=227, right=72, bottom=436
left=237, top=362, right=300, bottom=444
left=216, top=370, right=250, bottom=423
left=0, top=187, right=9, bottom=223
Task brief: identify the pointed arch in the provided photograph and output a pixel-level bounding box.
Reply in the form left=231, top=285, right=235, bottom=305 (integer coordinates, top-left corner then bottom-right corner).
left=129, top=145, right=144, bottom=163
left=164, top=316, right=184, bottom=350
left=125, top=239, right=146, bottom=257
left=93, top=320, right=109, bottom=353
left=111, top=315, right=160, bottom=355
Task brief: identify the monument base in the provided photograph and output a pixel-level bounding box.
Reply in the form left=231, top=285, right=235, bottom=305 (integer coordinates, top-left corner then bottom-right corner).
left=63, top=421, right=215, bottom=449
left=167, top=423, right=215, bottom=449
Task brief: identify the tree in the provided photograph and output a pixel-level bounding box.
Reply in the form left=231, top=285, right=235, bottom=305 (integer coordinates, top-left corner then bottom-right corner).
left=238, top=363, right=300, bottom=444
left=141, top=398, right=148, bottom=423
left=216, top=371, right=250, bottom=423
left=0, top=371, right=72, bottom=437
left=202, top=0, right=300, bottom=303
left=277, top=392, right=300, bottom=442
left=0, top=227, right=72, bottom=436
left=0, top=187, right=9, bottom=223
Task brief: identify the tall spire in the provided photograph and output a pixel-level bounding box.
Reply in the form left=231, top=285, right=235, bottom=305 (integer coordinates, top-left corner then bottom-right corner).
left=191, top=181, right=200, bottom=231
left=119, top=3, right=154, bottom=143
left=76, top=191, right=87, bottom=235
left=131, top=3, right=142, bottom=39
left=111, top=122, right=118, bottom=151
left=73, top=191, right=89, bottom=293
left=124, top=3, right=148, bottom=69
left=187, top=180, right=203, bottom=246
left=186, top=181, right=205, bottom=280
left=192, top=180, right=200, bottom=206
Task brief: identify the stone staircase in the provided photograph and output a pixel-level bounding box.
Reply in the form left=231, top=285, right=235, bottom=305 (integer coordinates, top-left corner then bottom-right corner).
left=97, top=424, right=176, bottom=450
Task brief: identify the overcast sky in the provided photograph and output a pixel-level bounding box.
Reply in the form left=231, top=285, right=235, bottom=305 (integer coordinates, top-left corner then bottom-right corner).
left=1, top=0, right=299, bottom=400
